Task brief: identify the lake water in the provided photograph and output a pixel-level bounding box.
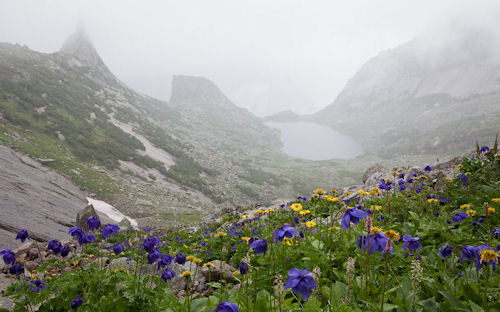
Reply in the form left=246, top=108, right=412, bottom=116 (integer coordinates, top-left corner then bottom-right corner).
left=265, top=121, right=363, bottom=160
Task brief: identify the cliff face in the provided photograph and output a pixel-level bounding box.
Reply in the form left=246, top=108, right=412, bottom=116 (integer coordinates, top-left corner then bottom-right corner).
left=311, top=26, right=500, bottom=156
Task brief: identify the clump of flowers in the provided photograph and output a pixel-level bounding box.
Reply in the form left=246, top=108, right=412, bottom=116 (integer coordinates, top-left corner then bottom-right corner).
left=284, top=268, right=316, bottom=301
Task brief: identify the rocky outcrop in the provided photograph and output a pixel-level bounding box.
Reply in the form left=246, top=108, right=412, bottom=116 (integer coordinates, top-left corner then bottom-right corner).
left=0, top=145, right=87, bottom=250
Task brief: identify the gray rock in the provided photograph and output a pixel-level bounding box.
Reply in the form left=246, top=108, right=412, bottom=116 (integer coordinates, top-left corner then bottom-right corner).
left=76, top=204, right=98, bottom=231
left=109, top=257, right=136, bottom=270
left=200, top=260, right=236, bottom=283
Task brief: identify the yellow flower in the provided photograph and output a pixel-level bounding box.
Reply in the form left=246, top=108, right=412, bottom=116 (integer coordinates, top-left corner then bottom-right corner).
left=203, top=262, right=214, bottom=267
left=488, top=208, right=495, bottom=214
left=187, top=255, right=195, bottom=261
left=392, top=171, right=400, bottom=176
left=315, top=188, right=325, bottom=195
left=492, top=198, right=500, bottom=203
left=458, top=164, right=463, bottom=168
left=299, top=209, right=311, bottom=215
left=370, top=227, right=383, bottom=234
left=89, top=254, right=94, bottom=258
left=241, top=236, right=251, bottom=244
left=344, top=191, right=352, bottom=195
left=460, top=204, right=471, bottom=209
left=306, top=221, right=316, bottom=228
left=329, top=226, right=340, bottom=231
left=371, top=205, right=382, bottom=211
left=241, top=214, right=251, bottom=219
left=327, top=197, right=340, bottom=202
left=451, top=164, right=456, bottom=169
left=385, top=230, right=400, bottom=241
left=217, top=232, right=226, bottom=237
left=330, top=189, right=338, bottom=194
left=427, top=199, right=438, bottom=204
left=465, top=210, right=476, bottom=216
left=371, top=187, right=380, bottom=194
left=183, top=244, right=188, bottom=249
left=480, top=250, right=499, bottom=264
left=291, top=203, right=303, bottom=212
left=255, top=209, right=266, bottom=215
left=266, top=208, right=275, bottom=213
left=182, top=271, right=192, bottom=277
left=312, top=194, right=320, bottom=198
left=358, top=190, right=369, bottom=196
left=385, top=178, right=392, bottom=183
left=194, top=258, right=202, bottom=264
left=282, top=237, right=293, bottom=246
left=445, top=177, right=452, bottom=182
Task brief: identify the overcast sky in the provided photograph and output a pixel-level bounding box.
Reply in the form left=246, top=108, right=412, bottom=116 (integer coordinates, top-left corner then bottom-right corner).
left=1, top=0, right=499, bottom=116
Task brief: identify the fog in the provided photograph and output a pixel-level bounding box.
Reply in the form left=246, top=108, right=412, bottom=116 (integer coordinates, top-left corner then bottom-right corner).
left=1, top=0, right=499, bottom=116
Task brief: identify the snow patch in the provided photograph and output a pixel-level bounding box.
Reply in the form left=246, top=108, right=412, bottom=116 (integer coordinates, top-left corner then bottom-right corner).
left=87, top=197, right=138, bottom=228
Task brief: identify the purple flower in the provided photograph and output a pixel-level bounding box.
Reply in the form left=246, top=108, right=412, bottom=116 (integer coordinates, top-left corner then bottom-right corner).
left=161, top=269, right=176, bottom=282
left=438, top=244, right=452, bottom=259
left=15, top=229, right=30, bottom=243
left=158, top=254, right=174, bottom=269
left=401, top=235, right=421, bottom=255
left=250, top=239, right=267, bottom=255
left=78, top=232, right=96, bottom=246
left=71, top=295, right=83, bottom=309
left=147, top=249, right=162, bottom=264
left=215, top=301, right=240, bottom=312
left=341, top=208, right=368, bottom=230
left=357, top=232, right=390, bottom=255
left=480, top=146, right=490, bottom=153
left=86, top=216, right=100, bottom=232
left=175, top=253, right=186, bottom=265
left=48, top=239, right=62, bottom=254
left=434, top=211, right=440, bottom=217
left=102, top=224, right=120, bottom=239
left=452, top=213, right=469, bottom=224
left=9, top=263, right=24, bottom=275
left=274, top=225, right=299, bottom=243
left=424, top=166, right=432, bottom=172
left=69, top=227, right=84, bottom=239
left=493, top=228, right=500, bottom=235
left=284, top=268, right=316, bottom=301
left=239, top=261, right=248, bottom=275
left=60, top=245, right=70, bottom=257
left=458, top=174, right=468, bottom=186
left=143, top=237, right=160, bottom=253
left=113, top=244, right=125, bottom=254
left=459, top=245, right=477, bottom=264
left=0, top=249, right=15, bottom=265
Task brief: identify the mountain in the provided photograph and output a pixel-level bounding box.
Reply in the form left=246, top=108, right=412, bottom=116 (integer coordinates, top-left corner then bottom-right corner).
left=0, top=28, right=361, bottom=233
left=263, top=110, right=302, bottom=122
left=310, top=26, right=500, bottom=157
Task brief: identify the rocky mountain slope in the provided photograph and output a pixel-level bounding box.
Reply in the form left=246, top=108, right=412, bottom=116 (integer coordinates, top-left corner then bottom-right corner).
left=310, top=26, right=500, bottom=157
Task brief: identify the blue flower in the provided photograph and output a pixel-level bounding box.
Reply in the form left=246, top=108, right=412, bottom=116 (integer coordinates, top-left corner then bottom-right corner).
left=78, top=232, right=97, bottom=246
left=113, top=244, right=125, bottom=254
left=86, top=216, right=100, bottom=232
left=459, top=245, right=477, bottom=264
left=452, top=213, right=469, bottom=224
left=71, top=295, right=83, bottom=309
left=274, top=225, right=299, bottom=243
left=284, top=268, right=316, bottom=301
left=161, top=269, right=176, bottom=282
left=458, top=174, right=468, bottom=186
left=48, top=239, right=62, bottom=254
left=0, top=249, right=15, bottom=265
left=158, top=254, right=174, bottom=269
left=424, top=166, right=432, bottom=172
left=60, top=245, right=70, bottom=257
left=341, top=208, right=368, bottom=231
left=175, top=253, right=186, bottom=265
left=102, top=224, right=120, bottom=239
left=438, top=244, right=452, bottom=259
left=148, top=249, right=162, bottom=264
left=215, top=301, right=240, bottom=312
left=69, top=227, right=84, bottom=239
left=239, top=261, right=248, bottom=275
left=29, top=279, right=46, bottom=293
left=15, top=229, right=30, bottom=243
left=9, top=263, right=24, bottom=275
left=250, top=239, right=267, bottom=255
left=401, top=235, right=421, bottom=255
left=357, top=232, right=390, bottom=255
left=493, top=228, right=500, bottom=235
left=143, top=237, right=160, bottom=253
left=480, top=146, right=490, bottom=153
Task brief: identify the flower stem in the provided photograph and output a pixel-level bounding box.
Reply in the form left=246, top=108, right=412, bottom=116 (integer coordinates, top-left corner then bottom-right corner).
left=380, top=254, right=389, bottom=312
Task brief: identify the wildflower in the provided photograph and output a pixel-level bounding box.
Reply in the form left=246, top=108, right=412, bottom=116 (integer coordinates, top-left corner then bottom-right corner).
left=305, top=221, right=316, bottom=228
left=112, top=244, right=124, bottom=255
left=147, top=249, right=162, bottom=264
left=68, top=227, right=84, bottom=239
left=285, top=268, right=316, bottom=301
left=329, top=226, right=340, bottom=231
left=241, top=214, right=251, bottom=219
left=315, top=189, right=325, bottom=195
left=452, top=213, right=469, bottom=224
left=488, top=208, right=495, bottom=214
left=15, top=229, right=29, bottom=243
left=460, top=204, right=471, bottom=209
left=458, top=174, right=468, bottom=186
left=60, top=245, right=70, bottom=257
left=370, top=226, right=383, bottom=234
left=424, top=166, right=432, bottom=172
left=239, top=261, right=248, bottom=274
left=492, top=198, right=500, bottom=203
left=143, top=237, right=160, bottom=253
left=86, top=216, right=100, bottom=232
left=48, top=239, right=62, bottom=254
left=344, top=191, right=352, bottom=195
left=78, top=232, right=96, bottom=246
left=344, top=257, right=355, bottom=304
left=384, top=238, right=392, bottom=254
left=459, top=245, right=478, bottom=264
left=358, top=190, right=370, bottom=196
left=465, top=210, right=476, bottom=216
left=411, top=259, right=423, bottom=296
left=102, top=224, right=120, bottom=239
left=299, top=209, right=311, bottom=215
left=71, top=295, right=83, bottom=309
left=291, top=203, right=303, bottom=212
left=427, top=199, right=438, bottom=204
left=241, top=236, right=251, bottom=244
left=203, top=262, right=214, bottom=267
left=372, top=205, right=382, bottom=211
left=250, top=239, right=267, bottom=255
left=282, top=237, right=293, bottom=246
left=341, top=208, right=368, bottom=231
left=194, top=258, right=202, bottom=264
left=494, top=228, right=500, bottom=235
left=181, top=271, right=192, bottom=277
left=480, top=146, right=490, bottom=153
left=175, top=253, right=186, bottom=265
left=158, top=254, right=174, bottom=269
left=438, top=244, right=452, bottom=259
left=358, top=232, right=390, bottom=254
left=9, top=263, right=24, bottom=275
left=384, top=230, right=400, bottom=241
left=215, top=301, right=240, bottom=312
left=401, top=235, right=421, bottom=255
left=187, top=255, right=195, bottom=261
left=161, top=269, right=176, bottom=282
left=392, top=171, right=400, bottom=176
left=217, top=232, right=226, bottom=237
left=480, top=249, right=498, bottom=265
left=274, top=274, right=284, bottom=304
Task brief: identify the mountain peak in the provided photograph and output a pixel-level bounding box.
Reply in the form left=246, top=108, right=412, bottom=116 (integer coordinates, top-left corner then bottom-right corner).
left=170, top=75, right=230, bottom=106
left=59, top=24, right=103, bottom=66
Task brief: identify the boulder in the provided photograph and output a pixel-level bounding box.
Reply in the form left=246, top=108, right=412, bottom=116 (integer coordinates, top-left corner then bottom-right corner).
left=200, top=260, right=236, bottom=283
left=76, top=204, right=99, bottom=231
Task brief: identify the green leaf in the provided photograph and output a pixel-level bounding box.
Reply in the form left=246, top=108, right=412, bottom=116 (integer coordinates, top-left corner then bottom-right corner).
left=439, top=291, right=470, bottom=311
left=468, top=300, right=484, bottom=312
